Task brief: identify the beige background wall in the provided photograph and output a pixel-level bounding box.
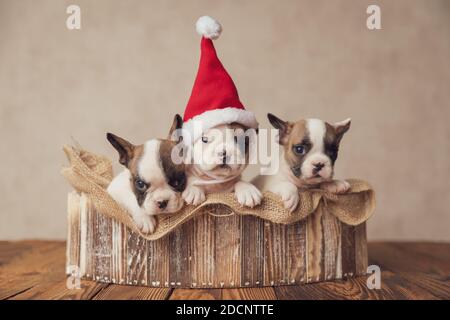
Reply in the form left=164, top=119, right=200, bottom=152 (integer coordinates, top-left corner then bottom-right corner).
left=1, top=0, right=449, bottom=240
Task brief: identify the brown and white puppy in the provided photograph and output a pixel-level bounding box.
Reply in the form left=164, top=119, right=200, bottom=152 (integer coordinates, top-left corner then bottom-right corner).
left=106, top=115, right=186, bottom=234
left=182, top=123, right=262, bottom=207
left=253, top=113, right=351, bottom=212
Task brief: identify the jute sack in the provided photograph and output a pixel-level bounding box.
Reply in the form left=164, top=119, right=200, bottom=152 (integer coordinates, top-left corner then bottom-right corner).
left=61, top=145, right=376, bottom=240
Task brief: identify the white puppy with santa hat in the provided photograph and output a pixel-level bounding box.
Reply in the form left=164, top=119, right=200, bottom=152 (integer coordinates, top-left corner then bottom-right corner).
left=178, top=16, right=262, bottom=208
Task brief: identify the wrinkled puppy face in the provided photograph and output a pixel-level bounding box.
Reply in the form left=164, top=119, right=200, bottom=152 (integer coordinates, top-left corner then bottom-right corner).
left=107, top=115, right=186, bottom=215
left=192, top=123, right=252, bottom=179
left=268, top=113, right=351, bottom=185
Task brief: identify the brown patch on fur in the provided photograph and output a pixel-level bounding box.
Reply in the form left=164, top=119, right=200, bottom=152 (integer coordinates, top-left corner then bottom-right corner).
left=323, top=121, right=351, bottom=164
left=106, top=132, right=148, bottom=205
left=159, top=139, right=186, bottom=193
left=283, top=120, right=311, bottom=177
left=168, top=114, right=183, bottom=142
left=267, top=113, right=292, bottom=145
left=107, top=133, right=136, bottom=167
left=126, top=144, right=144, bottom=175
left=125, top=144, right=147, bottom=206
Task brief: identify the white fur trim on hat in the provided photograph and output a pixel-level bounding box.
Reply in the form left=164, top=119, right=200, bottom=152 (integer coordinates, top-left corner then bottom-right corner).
left=183, top=107, right=258, bottom=143
left=196, top=16, right=222, bottom=40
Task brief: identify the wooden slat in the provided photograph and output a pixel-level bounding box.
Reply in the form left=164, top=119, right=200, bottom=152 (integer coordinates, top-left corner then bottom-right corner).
left=126, top=230, right=147, bottom=286
left=213, top=209, right=241, bottom=287
left=354, top=223, right=368, bottom=276
left=322, top=210, right=342, bottom=281
left=93, top=284, right=172, bottom=300
left=286, top=221, right=306, bottom=285
left=222, top=287, right=277, bottom=300
left=93, top=210, right=112, bottom=283
left=66, top=192, right=81, bottom=275
left=340, top=224, right=356, bottom=279
left=263, top=222, right=288, bottom=286
left=111, top=220, right=127, bottom=284
left=78, top=194, right=92, bottom=279
left=169, top=222, right=191, bottom=287
left=147, top=234, right=170, bottom=287
left=240, top=215, right=264, bottom=286
left=190, top=213, right=215, bottom=288
left=169, top=288, right=222, bottom=300
left=306, top=204, right=325, bottom=283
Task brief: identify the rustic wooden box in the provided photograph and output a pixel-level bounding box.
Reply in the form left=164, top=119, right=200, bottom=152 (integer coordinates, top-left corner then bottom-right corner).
left=66, top=191, right=368, bottom=288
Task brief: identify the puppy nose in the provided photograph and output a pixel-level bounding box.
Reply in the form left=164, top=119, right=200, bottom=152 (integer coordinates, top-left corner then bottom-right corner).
left=157, top=200, right=168, bottom=209
left=313, top=162, right=325, bottom=173
left=218, top=150, right=227, bottom=157
left=218, top=150, right=228, bottom=163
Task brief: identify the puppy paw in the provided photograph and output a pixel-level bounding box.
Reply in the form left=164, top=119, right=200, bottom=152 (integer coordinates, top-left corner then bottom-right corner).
left=320, top=180, right=351, bottom=194
left=282, top=191, right=300, bottom=213
left=133, top=213, right=156, bottom=234
left=182, top=185, right=206, bottom=206
left=234, top=181, right=262, bottom=208
left=271, top=183, right=299, bottom=212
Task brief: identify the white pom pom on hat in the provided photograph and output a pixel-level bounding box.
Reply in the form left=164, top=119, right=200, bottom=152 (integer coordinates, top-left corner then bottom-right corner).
left=195, top=16, right=222, bottom=40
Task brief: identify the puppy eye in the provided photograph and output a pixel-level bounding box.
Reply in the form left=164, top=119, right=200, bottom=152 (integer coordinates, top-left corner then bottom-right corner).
left=293, top=144, right=306, bottom=155
left=201, top=136, right=208, bottom=143
left=135, top=179, right=148, bottom=192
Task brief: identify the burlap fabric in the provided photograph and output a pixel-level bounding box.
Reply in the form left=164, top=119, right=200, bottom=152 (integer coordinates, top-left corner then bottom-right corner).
left=61, top=145, right=376, bottom=240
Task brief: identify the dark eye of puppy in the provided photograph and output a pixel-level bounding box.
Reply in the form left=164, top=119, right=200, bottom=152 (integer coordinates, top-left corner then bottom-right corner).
left=169, top=174, right=186, bottom=192
left=134, top=178, right=148, bottom=192
left=293, top=144, right=306, bottom=155
left=201, top=136, right=208, bottom=143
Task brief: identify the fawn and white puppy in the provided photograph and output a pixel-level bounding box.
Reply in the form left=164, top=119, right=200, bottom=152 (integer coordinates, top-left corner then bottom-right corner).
left=253, top=113, right=351, bottom=212
left=107, top=115, right=186, bottom=234
left=182, top=123, right=262, bottom=208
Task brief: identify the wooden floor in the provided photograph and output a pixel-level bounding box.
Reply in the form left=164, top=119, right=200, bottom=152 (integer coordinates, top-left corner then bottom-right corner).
left=0, top=241, right=449, bottom=300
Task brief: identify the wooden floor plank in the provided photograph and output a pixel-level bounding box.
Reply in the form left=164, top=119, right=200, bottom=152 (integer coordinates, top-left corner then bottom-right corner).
left=275, top=270, right=450, bottom=300
left=0, top=241, right=34, bottom=267
left=169, top=289, right=222, bottom=300
left=93, top=285, right=172, bottom=300
left=0, top=241, right=65, bottom=300
left=222, top=287, right=277, bottom=300
left=1, top=241, right=449, bottom=300
left=275, top=276, right=391, bottom=300
left=397, top=272, right=450, bottom=299
left=9, top=280, right=107, bottom=300
left=369, top=242, right=450, bottom=276
left=409, top=242, right=450, bottom=262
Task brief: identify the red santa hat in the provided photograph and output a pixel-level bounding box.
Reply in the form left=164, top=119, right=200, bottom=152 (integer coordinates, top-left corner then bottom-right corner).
left=182, top=16, right=258, bottom=143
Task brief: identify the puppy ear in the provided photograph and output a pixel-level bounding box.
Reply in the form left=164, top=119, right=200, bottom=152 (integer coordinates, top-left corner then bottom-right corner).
left=267, top=113, right=291, bottom=145
left=168, top=114, right=183, bottom=142
left=333, top=118, right=351, bottom=143
left=106, top=133, right=135, bottom=167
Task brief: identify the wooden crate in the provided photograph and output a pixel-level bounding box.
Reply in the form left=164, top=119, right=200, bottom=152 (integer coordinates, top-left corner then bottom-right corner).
left=66, top=192, right=368, bottom=288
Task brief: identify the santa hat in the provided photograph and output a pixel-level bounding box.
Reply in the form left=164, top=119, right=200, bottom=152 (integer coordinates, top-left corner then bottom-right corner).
left=182, top=16, right=258, bottom=143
